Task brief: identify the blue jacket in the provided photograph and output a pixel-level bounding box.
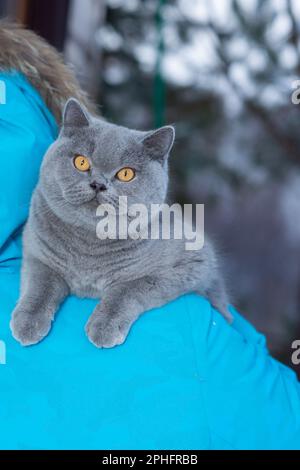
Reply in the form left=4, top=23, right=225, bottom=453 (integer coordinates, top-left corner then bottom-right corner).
left=0, top=72, right=300, bottom=450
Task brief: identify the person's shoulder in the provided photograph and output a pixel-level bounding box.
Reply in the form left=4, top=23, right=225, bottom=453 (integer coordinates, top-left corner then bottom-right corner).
left=0, top=71, right=57, bottom=138
left=150, top=293, right=214, bottom=358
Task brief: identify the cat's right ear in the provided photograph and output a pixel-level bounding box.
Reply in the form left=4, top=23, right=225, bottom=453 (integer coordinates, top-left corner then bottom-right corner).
left=62, top=98, right=91, bottom=129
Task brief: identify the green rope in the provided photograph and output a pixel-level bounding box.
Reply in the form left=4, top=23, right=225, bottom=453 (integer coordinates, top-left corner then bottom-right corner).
left=154, top=0, right=166, bottom=128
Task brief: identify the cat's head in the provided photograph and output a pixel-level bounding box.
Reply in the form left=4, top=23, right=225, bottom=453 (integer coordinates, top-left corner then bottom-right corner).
left=39, top=98, right=175, bottom=225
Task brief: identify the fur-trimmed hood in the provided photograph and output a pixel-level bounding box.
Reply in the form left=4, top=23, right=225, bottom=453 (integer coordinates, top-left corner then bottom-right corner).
left=0, top=20, right=97, bottom=123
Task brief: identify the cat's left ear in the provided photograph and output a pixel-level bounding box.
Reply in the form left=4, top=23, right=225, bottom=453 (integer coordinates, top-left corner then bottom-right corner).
left=142, top=126, right=175, bottom=161
left=62, top=98, right=91, bottom=128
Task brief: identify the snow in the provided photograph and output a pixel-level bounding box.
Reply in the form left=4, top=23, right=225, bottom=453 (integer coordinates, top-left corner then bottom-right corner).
left=279, top=44, right=299, bottom=70
left=272, top=0, right=287, bottom=13
left=266, top=12, right=292, bottom=44
left=233, top=0, right=259, bottom=16
left=246, top=48, right=268, bottom=73
left=208, top=0, right=236, bottom=29
left=161, top=53, right=195, bottom=87
left=226, top=36, right=249, bottom=60
left=121, top=0, right=139, bottom=13
left=290, top=0, right=300, bottom=18
left=163, top=23, right=181, bottom=50
left=104, top=58, right=130, bottom=85
left=184, top=30, right=218, bottom=68
left=229, top=62, right=257, bottom=97
left=95, top=25, right=123, bottom=52
left=134, top=43, right=157, bottom=72
left=258, top=84, right=286, bottom=108
left=105, top=0, right=124, bottom=9
left=101, top=0, right=300, bottom=113
left=178, top=0, right=209, bottom=22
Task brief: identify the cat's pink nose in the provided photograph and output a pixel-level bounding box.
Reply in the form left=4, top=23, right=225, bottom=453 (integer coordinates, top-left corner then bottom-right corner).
left=90, top=181, right=107, bottom=192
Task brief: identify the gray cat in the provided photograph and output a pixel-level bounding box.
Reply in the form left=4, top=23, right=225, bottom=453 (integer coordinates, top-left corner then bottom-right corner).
left=10, top=99, right=232, bottom=348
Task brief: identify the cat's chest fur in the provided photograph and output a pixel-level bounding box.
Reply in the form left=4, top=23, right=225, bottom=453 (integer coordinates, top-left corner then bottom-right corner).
left=24, top=209, right=155, bottom=298
left=66, top=254, right=106, bottom=298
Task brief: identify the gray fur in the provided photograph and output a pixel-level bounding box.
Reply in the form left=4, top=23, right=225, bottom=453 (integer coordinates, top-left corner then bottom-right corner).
left=10, top=99, right=232, bottom=348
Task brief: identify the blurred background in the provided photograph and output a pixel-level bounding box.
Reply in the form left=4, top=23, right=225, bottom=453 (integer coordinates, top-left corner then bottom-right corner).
left=1, top=0, right=300, bottom=372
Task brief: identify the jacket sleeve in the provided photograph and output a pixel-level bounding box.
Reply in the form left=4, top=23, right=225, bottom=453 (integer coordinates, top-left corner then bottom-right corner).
left=0, top=72, right=57, bottom=264
left=186, top=294, right=300, bottom=449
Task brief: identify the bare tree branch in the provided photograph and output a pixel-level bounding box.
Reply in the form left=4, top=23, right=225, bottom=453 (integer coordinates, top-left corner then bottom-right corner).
left=286, top=0, right=300, bottom=76
left=208, top=20, right=300, bottom=165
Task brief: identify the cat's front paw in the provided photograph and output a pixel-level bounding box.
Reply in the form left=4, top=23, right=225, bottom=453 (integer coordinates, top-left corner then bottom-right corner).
left=10, top=308, right=52, bottom=346
left=85, top=313, right=129, bottom=348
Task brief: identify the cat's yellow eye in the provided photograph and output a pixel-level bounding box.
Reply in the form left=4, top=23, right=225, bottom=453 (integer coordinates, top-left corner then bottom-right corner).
left=74, top=155, right=91, bottom=172
left=116, top=167, right=135, bottom=182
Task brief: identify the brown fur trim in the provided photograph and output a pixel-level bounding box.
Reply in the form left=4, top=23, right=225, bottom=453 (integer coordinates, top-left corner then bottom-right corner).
left=0, top=20, right=98, bottom=123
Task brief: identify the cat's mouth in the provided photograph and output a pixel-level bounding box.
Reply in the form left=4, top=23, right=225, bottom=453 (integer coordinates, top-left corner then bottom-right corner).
left=93, top=193, right=129, bottom=216
left=94, top=193, right=111, bottom=206
left=95, top=192, right=118, bottom=206
left=63, top=190, right=127, bottom=214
